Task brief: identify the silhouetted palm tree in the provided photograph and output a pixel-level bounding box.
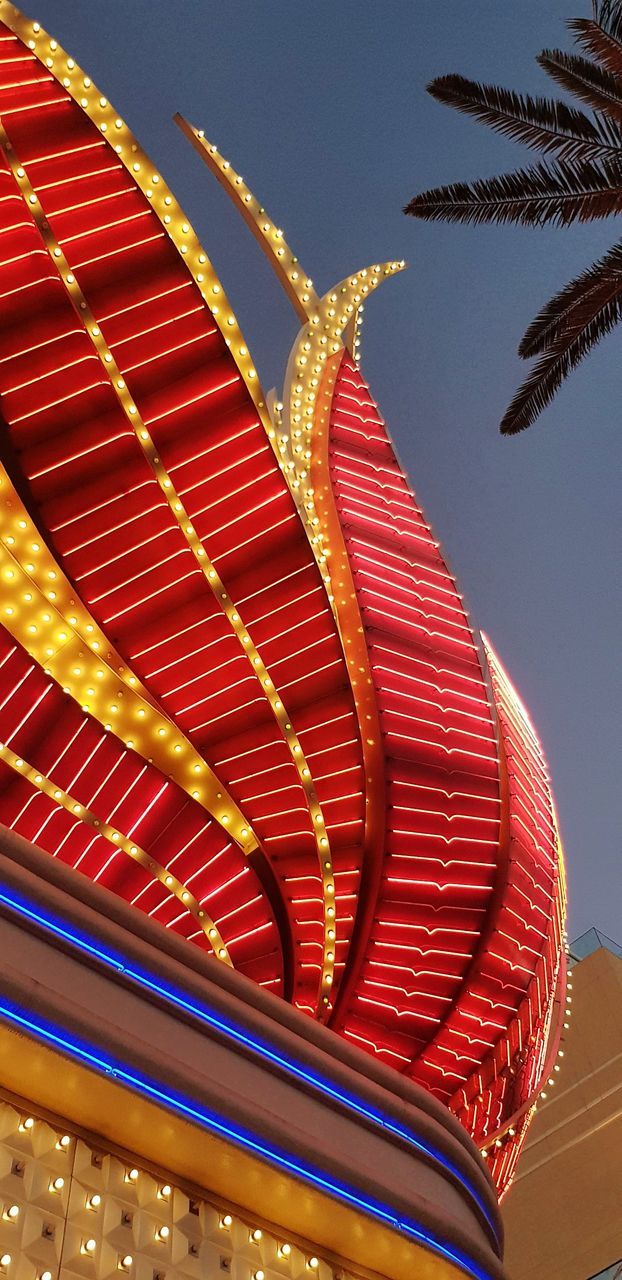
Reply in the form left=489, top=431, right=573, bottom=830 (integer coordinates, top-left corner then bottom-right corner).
left=406, top=0, right=622, bottom=435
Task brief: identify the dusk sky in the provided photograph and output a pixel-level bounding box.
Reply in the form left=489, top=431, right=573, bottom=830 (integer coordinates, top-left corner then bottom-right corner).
left=33, top=0, right=621, bottom=942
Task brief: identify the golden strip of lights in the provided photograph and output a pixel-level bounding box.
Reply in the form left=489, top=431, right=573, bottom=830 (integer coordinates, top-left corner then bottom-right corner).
left=175, top=119, right=405, bottom=590
left=0, top=19, right=336, bottom=1014
left=0, top=2, right=268, bottom=433
left=0, top=738, right=232, bottom=964
left=0, top=469, right=257, bottom=856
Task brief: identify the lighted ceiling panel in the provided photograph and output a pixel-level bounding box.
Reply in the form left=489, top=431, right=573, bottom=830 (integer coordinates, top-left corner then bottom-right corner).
left=0, top=3, right=567, bottom=1196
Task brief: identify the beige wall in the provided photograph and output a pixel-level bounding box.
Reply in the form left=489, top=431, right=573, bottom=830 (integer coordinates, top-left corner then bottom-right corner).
left=503, top=946, right=622, bottom=1280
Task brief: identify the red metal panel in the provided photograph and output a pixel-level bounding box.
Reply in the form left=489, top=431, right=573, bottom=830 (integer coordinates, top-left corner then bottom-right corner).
left=321, top=353, right=565, bottom=1185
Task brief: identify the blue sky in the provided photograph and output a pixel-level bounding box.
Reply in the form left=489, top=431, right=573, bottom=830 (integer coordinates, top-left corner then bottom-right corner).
left=32, top=0, right=621, bottom=940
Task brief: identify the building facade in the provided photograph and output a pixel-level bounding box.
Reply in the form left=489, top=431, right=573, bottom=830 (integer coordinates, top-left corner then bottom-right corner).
left=0, top=4, right=568, bottom=1278
left=503, top=934, right=622, bottom=1280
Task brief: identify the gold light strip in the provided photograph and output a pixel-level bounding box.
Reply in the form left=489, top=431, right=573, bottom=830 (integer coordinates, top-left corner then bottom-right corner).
left=308, top=354, right=386, bottom=1016
left=171, top=124, right=406, bottom=1016
left=174, top=121, right=405, bottom=607
left=0, top=740, right=232, bottom=965
left=0, top=2, right=271, bottom=440
left=281, top=263, right=405, bottom=497
left=175, top=118, right=336, bottom=607
left=0, top=55, right=335, bottom=1012
left=0, top=477, right=256, bottom=856
left=175, top=115, right=321, bottom=324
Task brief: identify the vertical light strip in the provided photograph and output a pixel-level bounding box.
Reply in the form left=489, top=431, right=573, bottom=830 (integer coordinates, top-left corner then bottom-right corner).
left=0, top=739, right=232, bottom=964
left=0, top=118, right=335, bottom=1010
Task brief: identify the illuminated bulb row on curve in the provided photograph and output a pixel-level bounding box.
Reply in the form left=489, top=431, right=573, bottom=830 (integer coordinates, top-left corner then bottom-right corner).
left=0, top=472, right=256, bottom=855
left=173, top=121, right=405, bottom=633
left=481, top=954, right=571, bottom=1156
left=540, top=961, right=573, bottom=1102
left=8, top=13, right=269, bottom=431
left=180, top=124, right=320, bottom=324
left=277, top=266, right=404, bottom=614
left=268, top=400, right=335, bottom=613
left=176, top=125, right=338, bottom=601
left=285, top=263, right=404, bottom=493
left=1, top=137, right=334, bottom=1007
left=0, top=738, right=232, bottom=964
left=296, top=357, right=383, bottom=856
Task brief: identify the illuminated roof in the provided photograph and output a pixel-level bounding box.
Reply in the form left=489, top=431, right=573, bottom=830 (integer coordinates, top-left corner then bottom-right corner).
left=0, top=1, right=566, bottom=1196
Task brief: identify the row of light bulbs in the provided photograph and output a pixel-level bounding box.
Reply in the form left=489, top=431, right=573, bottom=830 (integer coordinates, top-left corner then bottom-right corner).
left=14, top=14, right=265, bottom=416
left=0, top=736, right=230, bottom=964
left=179, top=133, right=410, bottom=1009
left=480, top=946, right=572, bottom=1158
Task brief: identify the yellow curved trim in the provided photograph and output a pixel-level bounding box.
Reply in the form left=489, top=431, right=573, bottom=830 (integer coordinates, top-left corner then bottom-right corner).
left=0, top=516, right=254, bottom=853
left=0, top=740, right=232, bottom=964
left=174, top=121, right=405, bottom=607
left=0, top=2, right=271, bottom=442
left=281, top=262, right=405, bottom=494
left=176, top=117, right=321, bottom=325
left=173, top=123, right=408, bottom=1016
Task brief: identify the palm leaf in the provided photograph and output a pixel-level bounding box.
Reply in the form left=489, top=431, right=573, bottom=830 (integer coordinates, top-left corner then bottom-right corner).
left=427, top=74, right=622, bottom=162
left=405, top=157, right=622, bottom=227
left=539, top=48, right=622, bottom=124
left=593, top=0, right=622, bottom=43
left=519, top=238, right=622, bottom=356
left=501, top=242, right=622, bottom=433
left=570, top=17, right=622, bottom=76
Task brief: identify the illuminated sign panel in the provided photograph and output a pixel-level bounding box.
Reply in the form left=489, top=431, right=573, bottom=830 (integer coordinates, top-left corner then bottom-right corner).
left=0, top=2, right=566, bottom=1194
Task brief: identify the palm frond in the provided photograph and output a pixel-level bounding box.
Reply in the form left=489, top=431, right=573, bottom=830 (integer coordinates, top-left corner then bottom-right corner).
left=570, top=17, right=622, bottom=75
left=519, top=238, right=622, bottom=356
left=501, top=243, right=622, bottom=433
left=593, top=0, right=622, bottom=43
left=405, top=157, right=622, bottom=227
left=427, top=74, right=622, bottom=161
left=539, top=48, right=622, bottom=123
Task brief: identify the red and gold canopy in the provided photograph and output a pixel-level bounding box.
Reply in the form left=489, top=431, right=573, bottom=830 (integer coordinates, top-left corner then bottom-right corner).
left=0, top=2, right=566, bottom=1195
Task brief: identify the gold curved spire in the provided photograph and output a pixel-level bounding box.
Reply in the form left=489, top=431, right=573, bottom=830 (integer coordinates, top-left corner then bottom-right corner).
left=175, top=115, right=321, bottom=324
left=175, top=114, right=406, bottom=578
left=175, top=115, right=406, bottom=347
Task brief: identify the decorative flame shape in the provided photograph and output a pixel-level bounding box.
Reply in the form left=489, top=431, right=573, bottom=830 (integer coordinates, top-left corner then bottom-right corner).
left=0, top=1, right=566, bottom=1195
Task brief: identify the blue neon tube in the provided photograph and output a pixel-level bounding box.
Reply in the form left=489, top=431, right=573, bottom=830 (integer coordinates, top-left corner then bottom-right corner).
left=0, top=993, right=494, bottom=1280
left=0, top=883, right=498, bottom=1242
